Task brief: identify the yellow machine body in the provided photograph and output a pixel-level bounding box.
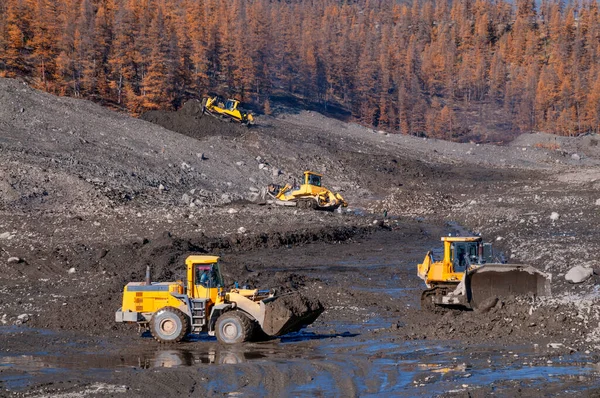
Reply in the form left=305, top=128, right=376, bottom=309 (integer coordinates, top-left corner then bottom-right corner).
left=116, top=254, right=324, bottom=344
left=267, top=171, right=347, bottom=210
left=202, top=96, right=254, bottom=124
left=418, top=236, right=551, bottom=310
left=417, top=236, right=481, bottom=287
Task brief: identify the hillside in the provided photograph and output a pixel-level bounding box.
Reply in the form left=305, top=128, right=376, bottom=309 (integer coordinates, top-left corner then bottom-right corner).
left=2, top=78, right=600, bottom=396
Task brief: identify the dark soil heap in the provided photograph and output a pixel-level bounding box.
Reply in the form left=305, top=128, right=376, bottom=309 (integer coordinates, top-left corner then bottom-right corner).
left=141, top=100, right=248, bottom=140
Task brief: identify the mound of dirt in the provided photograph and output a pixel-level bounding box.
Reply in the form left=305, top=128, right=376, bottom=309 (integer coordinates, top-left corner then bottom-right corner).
left=141, top=100, right=248, bottom=140
left=21, top=224, right=369, bottom=333
left=399, top=295, right=600, bottom=349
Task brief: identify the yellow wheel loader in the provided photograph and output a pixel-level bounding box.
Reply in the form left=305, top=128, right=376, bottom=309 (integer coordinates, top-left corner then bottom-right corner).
left=115, top=255, right=323, bottom=344
left=417, top=236, right=551, bottom=311
left=266, top=171, right=347, bottom=211
left=201, top=96, right=254, bottom=125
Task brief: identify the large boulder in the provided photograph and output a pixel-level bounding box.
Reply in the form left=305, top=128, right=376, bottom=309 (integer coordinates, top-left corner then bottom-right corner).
left=565, top=265, right=594, bottom=284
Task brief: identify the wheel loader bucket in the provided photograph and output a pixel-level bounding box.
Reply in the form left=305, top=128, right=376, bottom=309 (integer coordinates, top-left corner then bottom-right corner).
left=258, top=293, right=324, bottom=336
left=465, top=264, right=551, bottom=309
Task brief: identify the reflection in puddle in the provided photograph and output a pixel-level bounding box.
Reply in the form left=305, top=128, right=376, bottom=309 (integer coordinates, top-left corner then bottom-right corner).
left=137, top=348, right=266, bottom=368
left=418, top=363, right=468, bottom=374
left=0, top=345, right=269, bottom=373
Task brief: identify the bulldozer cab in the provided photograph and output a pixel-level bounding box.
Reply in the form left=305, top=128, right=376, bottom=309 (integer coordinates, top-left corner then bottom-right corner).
left=451, top=241, right=479, bottom=272
left=186, top=255, right=223, bottom=303
left=304, top=171, right=322, bottom=187
left=225, top=99, right=238, bottom=111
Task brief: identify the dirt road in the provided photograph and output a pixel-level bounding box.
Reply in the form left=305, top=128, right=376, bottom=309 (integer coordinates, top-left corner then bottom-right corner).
left=2, top=78, right=600, bottom=396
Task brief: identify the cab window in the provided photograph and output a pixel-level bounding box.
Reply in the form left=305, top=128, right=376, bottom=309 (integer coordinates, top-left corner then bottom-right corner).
left=308, top=174, right=321, bottom=187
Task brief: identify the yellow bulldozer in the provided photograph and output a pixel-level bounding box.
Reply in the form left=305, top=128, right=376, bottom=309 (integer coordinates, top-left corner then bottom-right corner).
left=116, top=255, right=323, bottom=344
left=266, top=171, right=347, bottom=211
left=201, top=96, right=254, bottom=125
left=418, top=236, right=551, bottom=311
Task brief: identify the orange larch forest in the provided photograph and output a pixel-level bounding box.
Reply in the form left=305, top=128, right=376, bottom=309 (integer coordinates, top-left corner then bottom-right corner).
left=1, top=0, right=599, bottom=140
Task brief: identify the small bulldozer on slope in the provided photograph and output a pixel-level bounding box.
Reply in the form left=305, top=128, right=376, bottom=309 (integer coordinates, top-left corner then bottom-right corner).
left=201, top=96, right=254, bottom=125
left=266, top=171, right=347, bottom=211
left=418, top=236, right=551, bottom=311
left=116, top=255, right=323, bottom=344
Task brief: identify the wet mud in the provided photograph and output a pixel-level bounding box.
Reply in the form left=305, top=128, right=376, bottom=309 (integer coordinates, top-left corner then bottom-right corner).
left=2, top=221, right=599, bottom=397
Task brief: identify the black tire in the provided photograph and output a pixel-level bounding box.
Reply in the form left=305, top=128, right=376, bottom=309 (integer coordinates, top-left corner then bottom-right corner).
left=215, top=311, right=254, bottom=344
left=150, top=307, right=189, bottom=343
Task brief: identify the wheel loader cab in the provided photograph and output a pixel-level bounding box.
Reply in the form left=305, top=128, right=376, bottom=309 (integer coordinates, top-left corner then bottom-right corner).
left=185, top=255, right=223, bottom=304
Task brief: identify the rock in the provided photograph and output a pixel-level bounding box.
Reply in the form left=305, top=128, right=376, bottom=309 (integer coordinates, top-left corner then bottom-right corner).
left=236, top=161, right=244, bottom=166
left=475, top=297, right=498, bottom=313
left=595, top=198, right=600, bottom=206
left=256, top=156, right=262, bottom=162
left=249, top=187, right=259, bottom=192
left=68, top=267, right=76, bottom=274
left=7, top=257, right=20, bottom=264
left=181, top=162, right=191, bottom=170
left=332, top=186, right=342, bottom=191
left=17, top=314, right=29, bottom=323
left=181, top=193, right=191, bottom=204
left=272, top=168, right=280, bottom=176
left=228, top=208, right=238, bottom=214
left=496, top=236, right=503, bottom=241
left=0, top=232, right=12, bottom=240
left=221, top=193, right=231, bottom=203
left=571, top=153, right=581, bottom=160
left=259, top=163, right=266, bottom=170
left=237, top=227, right=246, bottom=234
left=249, top=177, right=257, bottom=183
left=189, top=188, right=196, bottom=195
left=550, top=212, right=560, bottom=221
left=158, top=184, right=165, bottom=191
left=197, top=153, right=206, bottom=160
left=565, top=265, right=593, bottom=283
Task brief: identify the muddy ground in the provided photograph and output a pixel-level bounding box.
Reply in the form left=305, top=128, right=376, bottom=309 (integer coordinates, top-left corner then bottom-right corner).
left=2, top=77, right=600, bottom=396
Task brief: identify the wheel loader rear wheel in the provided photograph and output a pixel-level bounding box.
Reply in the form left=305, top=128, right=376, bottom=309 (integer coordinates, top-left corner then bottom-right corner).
left=215, top=311, right=254, bottom=344
left=150, top=307, right=189, bottom=343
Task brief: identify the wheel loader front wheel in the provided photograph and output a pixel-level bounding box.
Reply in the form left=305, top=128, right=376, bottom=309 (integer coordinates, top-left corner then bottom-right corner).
left=215, top=311, right=254, bottom=344
left=150, top=307, right=189, bottom=343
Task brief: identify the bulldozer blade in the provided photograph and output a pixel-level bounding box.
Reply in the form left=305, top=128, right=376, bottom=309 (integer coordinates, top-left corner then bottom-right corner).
left=259, top=293, right=324, bottom=336
left=465, top=264, right=551, bottom=310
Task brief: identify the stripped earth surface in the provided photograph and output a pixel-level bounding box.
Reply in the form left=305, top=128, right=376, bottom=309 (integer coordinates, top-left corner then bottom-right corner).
left=2, top=78, right=600, bottom=396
